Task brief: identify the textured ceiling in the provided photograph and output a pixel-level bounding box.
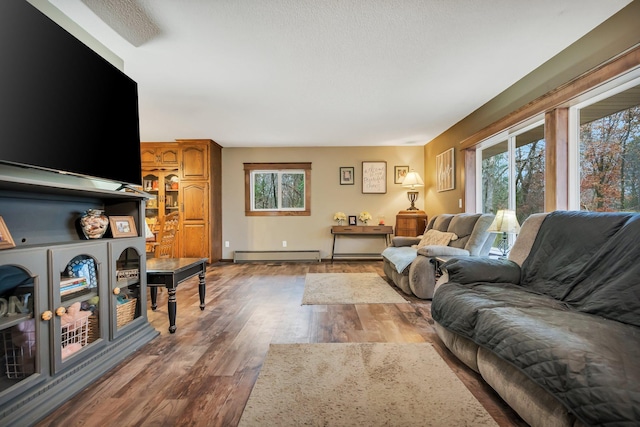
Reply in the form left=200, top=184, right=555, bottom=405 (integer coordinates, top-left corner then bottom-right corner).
left=49, top=0, right=632, bottom=147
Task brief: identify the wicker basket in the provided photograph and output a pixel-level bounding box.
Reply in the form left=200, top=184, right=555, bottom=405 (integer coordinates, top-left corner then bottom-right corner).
left=87, top=315, right=99, bottom=343
left=117, top=297, right=137, bottom=328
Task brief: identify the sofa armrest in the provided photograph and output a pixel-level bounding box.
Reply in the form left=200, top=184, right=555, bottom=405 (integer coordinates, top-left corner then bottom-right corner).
left=417, top=245, right=470, bottom=257
left=391, top=236, right=421, bottom=247
left=441, top=257, right=521, bottom=285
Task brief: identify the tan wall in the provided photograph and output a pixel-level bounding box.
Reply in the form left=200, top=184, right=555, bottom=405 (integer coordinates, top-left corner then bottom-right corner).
left=222, top=146, right=424, bottom=260
left=422, top=0, right=640, bottom=217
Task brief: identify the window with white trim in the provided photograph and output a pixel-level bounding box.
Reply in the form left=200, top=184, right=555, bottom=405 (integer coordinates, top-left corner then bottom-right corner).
left=569, top=75, right=640, bottom=212
left=477, top=119, right=546, bottom=224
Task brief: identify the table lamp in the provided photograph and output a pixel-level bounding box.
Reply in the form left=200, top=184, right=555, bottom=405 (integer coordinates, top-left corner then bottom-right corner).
left=402, top=170, right=424, bottom=211
left=487, top=209, right=520, bottom=258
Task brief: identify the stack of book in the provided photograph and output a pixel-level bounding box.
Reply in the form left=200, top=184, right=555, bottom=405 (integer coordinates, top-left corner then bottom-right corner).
left=60, top=277, right=89, bottom=297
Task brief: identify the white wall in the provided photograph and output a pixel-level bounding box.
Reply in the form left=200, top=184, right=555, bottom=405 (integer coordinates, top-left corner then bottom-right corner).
left=222, top=146, right=424, bottom=260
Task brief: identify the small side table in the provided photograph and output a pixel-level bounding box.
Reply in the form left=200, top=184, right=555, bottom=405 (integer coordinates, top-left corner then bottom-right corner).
left=395, top=210, right=427, bottom=237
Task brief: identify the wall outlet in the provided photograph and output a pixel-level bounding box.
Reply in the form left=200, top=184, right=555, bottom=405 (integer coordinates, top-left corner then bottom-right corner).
left=459, top=198, right=463, bottom=208
left=225, top=241, right=230, bottom=248
left=282, top=240, right=287, bottom=247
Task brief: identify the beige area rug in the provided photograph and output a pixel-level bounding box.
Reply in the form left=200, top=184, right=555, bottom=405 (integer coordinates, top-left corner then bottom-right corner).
left=302, top=273, right=408, bottom=304
left=239, top=343, right=498, bottom=426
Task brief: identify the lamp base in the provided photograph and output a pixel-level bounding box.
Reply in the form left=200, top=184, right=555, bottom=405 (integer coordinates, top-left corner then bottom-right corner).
left=406, top=191, right=419, bottom=211
left=497, top=232, right=510, bottom=259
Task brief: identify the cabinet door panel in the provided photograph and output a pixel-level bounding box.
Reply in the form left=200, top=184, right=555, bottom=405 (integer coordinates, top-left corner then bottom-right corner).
left=181, top=145, right=208, bottom=180
left=140, top=147, right=158, bottom=167
left=182, top=223, right=208, bottom=258
left=0, top=248, right=49, bottom=403
left=158, top=148, right=179, bottom=167
left=182, top=182, right=209, bottom=221
left=50, top=243, right=108, bottom=373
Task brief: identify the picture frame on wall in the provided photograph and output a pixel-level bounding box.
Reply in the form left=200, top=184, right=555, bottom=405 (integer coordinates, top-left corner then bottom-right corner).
left=436, top=148, right=455, bottom=192
left=362, top=161, right=387, bottom=194
left=0, top=217, right=16, bottom=250
left=348, top=215, right=357, bottom=226
left=340, top=166, right=354, bottom=185
left=109, top=216, right=138, bottom=238
left=394, top=165, right=409, bottom=184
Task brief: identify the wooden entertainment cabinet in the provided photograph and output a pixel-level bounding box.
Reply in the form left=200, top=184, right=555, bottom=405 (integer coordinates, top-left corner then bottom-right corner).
left=0, top=168, right=158, bottom=425
left=141, top=139, right=222, bottom=263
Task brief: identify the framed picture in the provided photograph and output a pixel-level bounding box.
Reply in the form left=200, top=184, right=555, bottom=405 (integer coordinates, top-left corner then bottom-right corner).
left=436, top=148, right=455, bottom=192
left=394, top=165, right=409, bottom=184
left=109, top=216, right=138, bottom=238
left=340, top=166, right=354, bottom=185
left=0, top=217, right=16, bottom=250
left=362, top=161, right=387, bottom=194
left=348, top=215, right=357, bottom=226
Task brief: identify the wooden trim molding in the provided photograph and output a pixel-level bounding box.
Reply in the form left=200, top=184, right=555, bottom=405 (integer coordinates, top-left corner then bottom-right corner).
left=544, top=109, right=569, bottom=211
left=243, top=162, right=312, bottom=216
left=460, top=45, right=640, bottom=150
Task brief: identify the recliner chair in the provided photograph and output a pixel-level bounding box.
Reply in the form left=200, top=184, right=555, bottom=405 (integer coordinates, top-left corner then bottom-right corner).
left=382, top=213, right=495, bottom=299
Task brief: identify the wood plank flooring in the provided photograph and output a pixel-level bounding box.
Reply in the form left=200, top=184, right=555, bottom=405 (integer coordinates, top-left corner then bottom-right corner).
left=36, top=261, right=527, bottom=427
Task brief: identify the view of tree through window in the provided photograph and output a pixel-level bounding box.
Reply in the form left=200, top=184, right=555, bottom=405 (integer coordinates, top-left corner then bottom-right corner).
left=252, top=171, right=305, bottom=210
left=515, top=127, right=545, bottom=223
left=579, top=86, right=640, bottom=212
left=481, top=124, right=545, bottom=224
left=482, top=140, right=508, bottom=214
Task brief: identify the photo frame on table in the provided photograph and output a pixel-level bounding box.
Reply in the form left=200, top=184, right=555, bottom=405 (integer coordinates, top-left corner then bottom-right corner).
left=436, top=148, right=455, bottom=192
left=348, top=215, right=357, bottom=226
left=340, top=166, right=354, bottom=185
left=109, top=216, right=138, bottom=238
left=0, top=217, right=16, bottom=250
left=394, top=165, right=409, bottom=184
left=362, top=161, right=387, bottom=194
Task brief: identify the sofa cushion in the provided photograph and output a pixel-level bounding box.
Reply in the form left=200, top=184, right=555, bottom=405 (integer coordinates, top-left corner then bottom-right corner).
left=416, top=229, right=458, bottom=248
left=416, top=245, right=469, bottom=257
left=442, top=257, right=521, bottom=285
left=562, top=214, right=640, bottom=327
left=446, top=213, right=481, bottom=250
left=432, top=281, right=640, bottom=426
left=381, top=246, right=417, bottom=274
left=430, top=214, right=454, bottom=232
left=519, top=210, right=633, bottom=299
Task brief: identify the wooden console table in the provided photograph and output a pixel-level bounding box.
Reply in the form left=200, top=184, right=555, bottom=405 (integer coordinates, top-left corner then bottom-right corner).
left=331, top=225, right=394, bottom=260
left=146, top=257, right=208, bottom=333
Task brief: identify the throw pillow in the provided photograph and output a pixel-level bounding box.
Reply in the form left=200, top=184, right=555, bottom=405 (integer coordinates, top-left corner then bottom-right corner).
left=417, top=229, right=458, bottom=248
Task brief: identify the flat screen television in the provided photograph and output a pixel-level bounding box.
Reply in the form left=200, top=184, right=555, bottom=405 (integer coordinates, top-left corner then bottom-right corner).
left=0, top=0, right=142, bottom=187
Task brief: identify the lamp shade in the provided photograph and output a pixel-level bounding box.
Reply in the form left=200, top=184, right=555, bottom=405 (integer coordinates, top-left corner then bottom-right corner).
left=402, top=170, right=424, bottom=189
left=487, top=209, right=521, bottom=234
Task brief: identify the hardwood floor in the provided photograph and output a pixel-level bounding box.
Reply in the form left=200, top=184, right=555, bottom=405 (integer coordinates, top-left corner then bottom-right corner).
left=36, top=261, right=527, bottom=427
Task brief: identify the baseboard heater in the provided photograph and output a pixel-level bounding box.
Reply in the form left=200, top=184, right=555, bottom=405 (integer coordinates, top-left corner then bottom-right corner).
left=233, top=250, right=321, bottom=263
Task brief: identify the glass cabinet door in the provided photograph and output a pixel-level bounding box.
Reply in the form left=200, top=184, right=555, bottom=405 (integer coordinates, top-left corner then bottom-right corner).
left=143, top=172, right=160, bottom=231
left=109, top=241, right=145, bottom=340
left=50, top=244, right=107, bottom=373
left=143, top=171, right=180, bottom=234
left=163, top=172, right=180, bottom=217
left=0, top=249, right=49, bottom=405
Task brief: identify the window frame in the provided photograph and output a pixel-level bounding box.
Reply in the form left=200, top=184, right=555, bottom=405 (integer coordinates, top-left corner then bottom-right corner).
left=475, top=116, right=545, bottom=214
left=243, top=162, right=311, bottom=216
left=568, top=72, right=640, bottom=210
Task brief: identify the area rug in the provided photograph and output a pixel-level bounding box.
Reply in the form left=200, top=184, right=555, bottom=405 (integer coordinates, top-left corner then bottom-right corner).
left=301, top=273, right=407, bottom=304
left=238, top=342, right=498, bottom=426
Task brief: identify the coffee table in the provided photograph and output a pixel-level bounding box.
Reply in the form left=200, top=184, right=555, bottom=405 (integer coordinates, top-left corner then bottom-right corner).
left=146, top=257, right=207, bottom=333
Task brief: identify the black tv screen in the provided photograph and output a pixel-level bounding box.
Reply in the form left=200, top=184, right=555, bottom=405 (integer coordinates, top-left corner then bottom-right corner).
left=0, top=0, right=142, bottom=187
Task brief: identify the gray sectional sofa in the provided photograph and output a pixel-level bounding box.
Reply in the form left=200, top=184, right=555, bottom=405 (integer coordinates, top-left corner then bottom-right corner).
left=431, top=211, right=640, bottom=426
left=382, top=213, right=495, bottom=299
